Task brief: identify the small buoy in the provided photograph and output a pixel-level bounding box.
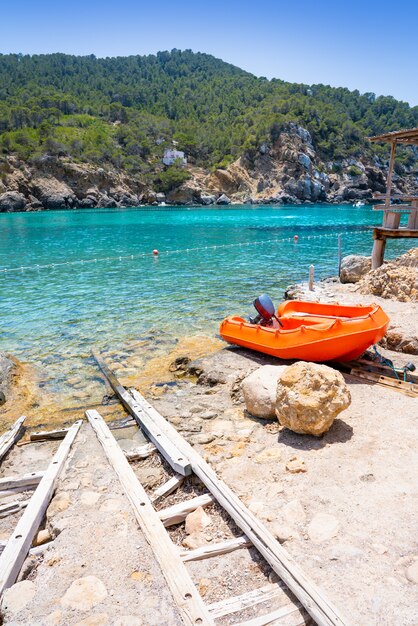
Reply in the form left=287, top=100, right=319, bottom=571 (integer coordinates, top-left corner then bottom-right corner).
left=153, top=249, right=159, bottom=256
left=294, top=235, right=299, bottom=242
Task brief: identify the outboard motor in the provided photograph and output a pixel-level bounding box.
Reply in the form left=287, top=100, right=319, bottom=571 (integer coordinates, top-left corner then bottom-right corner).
left=249, top=294, right=281, bottom=326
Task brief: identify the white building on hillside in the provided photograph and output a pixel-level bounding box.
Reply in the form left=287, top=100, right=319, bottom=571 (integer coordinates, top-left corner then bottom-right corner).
left=162, top=149, right=187, bottom=166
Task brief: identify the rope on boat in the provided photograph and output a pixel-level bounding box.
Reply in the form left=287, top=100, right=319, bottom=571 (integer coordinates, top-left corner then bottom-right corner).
left=0, top=230, right=364, bottom=275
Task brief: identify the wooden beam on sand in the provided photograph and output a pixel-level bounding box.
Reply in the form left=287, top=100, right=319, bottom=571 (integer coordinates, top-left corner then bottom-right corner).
left=86, top=409, right=214, bottom=626
left=0, top=416, right=26, bottom=463
left=0, top=420, right=82, bottom=594
left=236, top=602, right=305, bottom=626
left=180, top=536, right=251, bottom=563
left=158, top=493, right=214, bottom=527
left=0, top=472, right=44, bottom=493
left=124, top=443, right=156, bottom=462
left=206, top=582, right=286, bottom=619
left=92, top=351, right=191, bottom=476
left=29, top=428, right=69, bottom=442
left=151, top=474, right=184, bottom=503
left=0, top=499, right=29, bottom=519
left=128, top=388, right=349, bottom=626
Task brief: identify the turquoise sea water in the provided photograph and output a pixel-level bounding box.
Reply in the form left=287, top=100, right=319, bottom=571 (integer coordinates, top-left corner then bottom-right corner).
left=0, top=205, right=412, bottom=397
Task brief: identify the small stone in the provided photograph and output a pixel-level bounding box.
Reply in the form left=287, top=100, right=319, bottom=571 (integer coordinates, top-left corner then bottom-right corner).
left=185, top=506, right=211, bottom=535
left=33, top=528, right=52, bottom=547
left=189, top=433, right=216, bottom=445
left=282, top=499, right=306, bottom=525
left=406, top=560, right=418, bottom=584
left=130, top=571, right=153, bottom=583
left=182, top=532, right=206, bottom=550
left=308, top=513, right=340, bottom=543
left=270, top=522, right=300, bottom=544
left=47, top=492, right=71, bottom=518
left=200, top=410, right=218, bottom=420
left=99, top=498, right=125, bottom=512
left=80, top=491, right=102, bottom=506
left=74, top=614, right=109, bottom=626
left=61, top=576, right=108, bottom=610
left=248, top=500, right=264, bottom=516
left=1, top=580, right=36, bottom=614
left=286, top=456, right=307, bottom=473
left=255, top=447, right=282, bottom=464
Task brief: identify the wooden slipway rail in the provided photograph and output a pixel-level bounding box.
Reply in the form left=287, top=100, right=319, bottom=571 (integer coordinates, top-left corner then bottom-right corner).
left=93, top=353, right=349, bottom=626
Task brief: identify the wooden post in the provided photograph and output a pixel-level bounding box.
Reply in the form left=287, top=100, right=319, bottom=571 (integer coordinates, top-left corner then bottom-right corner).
left=371, top=237, right=386, bottom=269
left=0, top=416, right=26, bottom=463
left=308, top=265, right=314, bottom=291
left=337, top=234, right=342, bottom=276
left=385, top=141, right=397, bottom=207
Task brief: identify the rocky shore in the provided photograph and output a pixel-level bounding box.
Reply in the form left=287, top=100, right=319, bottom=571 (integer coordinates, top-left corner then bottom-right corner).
left=1, top=123, right=417, bottom=211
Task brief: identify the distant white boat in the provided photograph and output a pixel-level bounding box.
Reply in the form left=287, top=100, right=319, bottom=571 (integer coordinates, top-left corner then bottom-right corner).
left=353, top=201, right=366, bottom=207
left=159, top=202, right=167, bottom=207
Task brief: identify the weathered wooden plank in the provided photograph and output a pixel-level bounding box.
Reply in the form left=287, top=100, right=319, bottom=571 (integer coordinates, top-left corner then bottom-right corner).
left=92, top=351, right=191, bottom=476
left=0, top=416, right=26, bottom=463
left=0, top=499, right=29, bottom=519
left=86, top=409, right=213, bottom=626
left=151, top=474, right=185, bottom=503
left=0, top=420, right=82, bottom=594
left=30, top=428, right=69, bottom=442
left=0, top=472, right=44, bottom=492
left=207, top=582, right=286, bottom=619
left=181, top=536, right=251, bottom=563
left=236, top=602, right=305, bottom=626
left=124, top=442, right=156, bottom=462
left=349, top=368, right=418, bottom=397
left=158, top=493, right=214, bottom=527
left=128, top=388, right=349, bottom=626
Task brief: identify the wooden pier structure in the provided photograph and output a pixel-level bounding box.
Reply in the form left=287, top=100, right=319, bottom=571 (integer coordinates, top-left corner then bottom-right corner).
left=368, top=127, right=418, bottom=268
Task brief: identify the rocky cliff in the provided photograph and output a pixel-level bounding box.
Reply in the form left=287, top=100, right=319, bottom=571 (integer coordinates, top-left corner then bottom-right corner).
left=1, top=123, right=417, bottom=210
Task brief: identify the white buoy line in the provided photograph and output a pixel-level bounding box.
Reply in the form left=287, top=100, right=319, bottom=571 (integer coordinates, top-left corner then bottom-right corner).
left=0, top=230, right=363, bottom=275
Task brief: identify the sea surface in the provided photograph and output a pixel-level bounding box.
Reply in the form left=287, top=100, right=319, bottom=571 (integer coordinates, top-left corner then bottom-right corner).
left=0, top=204, right=412, bottom=398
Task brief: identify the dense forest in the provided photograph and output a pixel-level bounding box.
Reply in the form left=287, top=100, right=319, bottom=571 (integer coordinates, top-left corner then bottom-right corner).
left=1, top=49, right=417, bottom=179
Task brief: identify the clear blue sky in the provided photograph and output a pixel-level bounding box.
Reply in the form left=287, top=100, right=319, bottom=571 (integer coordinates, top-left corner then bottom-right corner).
left=2, top=0, right=418, bottom=105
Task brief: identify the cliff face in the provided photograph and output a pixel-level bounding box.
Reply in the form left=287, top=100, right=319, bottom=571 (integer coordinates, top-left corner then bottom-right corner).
left=1, top=123, right=417, bottom=210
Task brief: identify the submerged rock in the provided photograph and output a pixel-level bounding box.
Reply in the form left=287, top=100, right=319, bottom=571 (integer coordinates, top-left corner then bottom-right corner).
left=242, top=365, right=287, bottom=419
left=340, top=255, right=371, bottom=283
left=275, top=362, right=351, bottom=436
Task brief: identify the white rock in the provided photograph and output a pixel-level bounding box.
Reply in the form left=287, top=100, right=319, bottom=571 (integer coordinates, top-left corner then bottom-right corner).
left=406, top=559, right=418, bottom=584
left=80, top=491, right=102, bottom=507
left=242, top=365, right=287, bottom=419
left=270, top=522, right=300, bottom=543
left=61, top=576, right=108, bottom=610
left=282, top=499, right=306, bottom=525
left=185, top=506, right=211, bottom=535
left=1, top=580, right=36, bottom=614
left=308, top=513, right=340, bottom=543
left=340, top=255, right=371, bottom=283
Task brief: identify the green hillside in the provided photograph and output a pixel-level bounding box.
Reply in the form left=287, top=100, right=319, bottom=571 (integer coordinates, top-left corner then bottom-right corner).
left=1, top=49, right=417, bottom=177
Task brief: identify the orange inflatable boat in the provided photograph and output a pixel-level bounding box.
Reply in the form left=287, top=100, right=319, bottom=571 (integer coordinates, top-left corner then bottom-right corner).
left=220, top=300, right=389, bottom=362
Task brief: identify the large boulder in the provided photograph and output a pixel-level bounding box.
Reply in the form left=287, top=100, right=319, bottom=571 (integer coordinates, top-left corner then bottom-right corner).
left=242, top=365, right=287, bottom=418
left=216, top=194, right=231, bottom=205
left=359, top=264, right=418, bottom=302
left=0, top=352, right=17, bottom=405
left=340, top=255, right=371, bottom=283
left=0, top=192, right=26, bottom=212
left=275, top=362, right=351, bottom=436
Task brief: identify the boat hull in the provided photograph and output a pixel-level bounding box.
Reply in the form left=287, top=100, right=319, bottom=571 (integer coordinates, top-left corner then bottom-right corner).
left=220, top=301, right=389, bottom=362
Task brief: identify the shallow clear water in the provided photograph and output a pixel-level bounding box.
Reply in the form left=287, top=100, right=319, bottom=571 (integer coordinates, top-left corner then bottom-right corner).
left=0, top=205, right=412, bottom=394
